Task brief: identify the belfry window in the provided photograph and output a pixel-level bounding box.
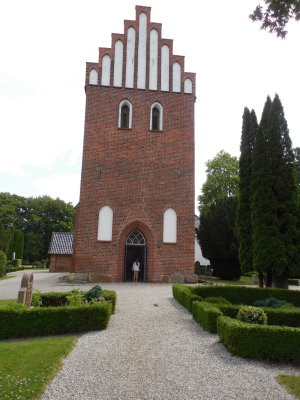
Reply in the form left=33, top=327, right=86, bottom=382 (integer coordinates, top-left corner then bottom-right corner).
left=118, top=99, right=132, bottom=129
left=150, top=102, right=163, bottom=131
left=121, top=105, right=129, bottom=128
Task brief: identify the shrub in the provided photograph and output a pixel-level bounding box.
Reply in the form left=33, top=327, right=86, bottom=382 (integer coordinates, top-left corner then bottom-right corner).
left=84, top=285, right=102, bottom=303
left=32, top=289, right=43, bottom=307
left=32, top=261, right=43, bottom=268
left=190, top=285, right=300, bottom=307
left=0, top=250, right=7, bottom=277
left=172, top=285, right=202, bottom=312
left=204, top=296, right=232, bottom=305
left=217, top=316, right=300, bottom=363
left=253, top=297, right=288, bottom=308
left=0, top=302, right=112, bottom=339
left=237, top=306, right=267, bottom=325
left=10, top=259, right=22, bottom=267
left=66, top=289, right=85, bottom=306
left=192, top=301, right=223, bottom=333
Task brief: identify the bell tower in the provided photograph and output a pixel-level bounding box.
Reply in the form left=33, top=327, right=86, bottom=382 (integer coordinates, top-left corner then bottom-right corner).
left=72, top=6, right=196, bottom=282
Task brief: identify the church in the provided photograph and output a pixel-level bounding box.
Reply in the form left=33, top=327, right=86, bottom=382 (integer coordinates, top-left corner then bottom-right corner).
left=49, top=5, right=196, bottom=282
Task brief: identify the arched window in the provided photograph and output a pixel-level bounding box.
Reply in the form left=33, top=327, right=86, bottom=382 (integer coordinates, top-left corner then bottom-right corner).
left=163, top=208, right=177, bottom=243
left=97, top=206, right=113, bottom=241
left=89, top=69, right=98, bottom=85
left=150, top=102, right=163, bottom=131
left=121, top=105, right=129, bottom=128
left=118, top=99, right=132, bottom=129
left=184, top=78, right=192, bottom=94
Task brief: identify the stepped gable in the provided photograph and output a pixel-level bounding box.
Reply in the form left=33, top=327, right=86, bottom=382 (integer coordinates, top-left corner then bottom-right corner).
left=85, top=5, right=196, bottom=95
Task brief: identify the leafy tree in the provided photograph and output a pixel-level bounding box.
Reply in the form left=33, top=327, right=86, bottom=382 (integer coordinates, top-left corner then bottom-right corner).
left=198, top=150, right=239, bottom=215
left=197, top=197, right=241, bottom=280
left=0, top=193, right=75, bottom=262
left=197, top=151, right=240, bottom=280
left=250, top=0, right=300, bottom=38
left=236, top=108, right=257, bottom=274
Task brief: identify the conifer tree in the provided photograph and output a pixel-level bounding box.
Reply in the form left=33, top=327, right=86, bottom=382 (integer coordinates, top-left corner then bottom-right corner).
left=236, top=108, right=257, bottom=274
left=251, top=126, right=285, bottom=287
left=267, top=94, right=300, bottom=287
left=14, top=230, right=24, bottom=260
left=259, top=96, right=273, bottom=286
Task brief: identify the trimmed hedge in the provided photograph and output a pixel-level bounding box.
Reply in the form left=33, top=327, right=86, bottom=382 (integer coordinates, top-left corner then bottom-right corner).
left=40, top=290, right=117, bottom=314
left=190, top=285, right=300, bottom=307
left=0, top=302, right=112, bottom=339
left=217, top=316, right=300, bottom=363
left=172, top=285, right=202, bottom=312
left=192, top=301, right=222, bottom=333
left=218, top=304, right=300, bottom=328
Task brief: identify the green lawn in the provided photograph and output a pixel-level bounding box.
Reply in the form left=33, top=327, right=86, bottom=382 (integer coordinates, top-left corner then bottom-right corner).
left=0, top=275, right=16, bottom=281
left=0, top=299, right=17, bottom=306
left=277, top=375, right=300, bottom=399
left=216, top=275, right=254, bottom=286
left=0, top=336, right=77, bottom=400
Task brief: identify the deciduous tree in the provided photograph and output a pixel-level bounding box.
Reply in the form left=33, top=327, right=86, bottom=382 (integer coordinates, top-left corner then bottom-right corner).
left=250, top=0, right=300, bottom=38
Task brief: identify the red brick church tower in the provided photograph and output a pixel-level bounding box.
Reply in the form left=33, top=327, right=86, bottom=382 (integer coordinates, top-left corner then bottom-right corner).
left=72, top=6, right=196, bottom=282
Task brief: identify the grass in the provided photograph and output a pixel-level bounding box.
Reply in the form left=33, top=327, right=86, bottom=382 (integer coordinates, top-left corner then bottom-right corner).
left=216, top=276, right=254, bottom=286
left=0, top=275, right=16, bottom=281
left=277, top=375, right=300, bottom=399
left=0, top=336, right=77, bottom=400
left=0, top=299, right=17, bottom=306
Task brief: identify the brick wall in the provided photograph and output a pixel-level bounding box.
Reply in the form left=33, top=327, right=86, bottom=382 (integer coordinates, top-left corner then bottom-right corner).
left=50, top=255, right=72, bottom=272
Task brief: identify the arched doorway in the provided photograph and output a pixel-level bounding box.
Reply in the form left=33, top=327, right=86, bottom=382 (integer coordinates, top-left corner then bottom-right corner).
left=124, top=230, right=146, bottom=282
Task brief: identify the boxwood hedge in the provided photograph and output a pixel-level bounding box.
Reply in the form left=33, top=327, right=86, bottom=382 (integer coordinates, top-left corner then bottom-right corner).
left=0, top=301, right=112, bottom=340
left=192, top=301, right=222, bottom=333
left=190, top=285, right=300, bottom=307
left=172, top=284, right=202, bottom=312
left=217, top=316, right=300, bottom=363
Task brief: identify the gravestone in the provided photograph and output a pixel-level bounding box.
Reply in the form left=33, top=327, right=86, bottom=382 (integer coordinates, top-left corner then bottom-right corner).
left=18, top=272, right=34, bottom=307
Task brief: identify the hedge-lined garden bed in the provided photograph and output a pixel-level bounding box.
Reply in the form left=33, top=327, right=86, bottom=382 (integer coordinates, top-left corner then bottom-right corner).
left=217, top=316, right=300, bottom=363
left=173, top=284, right=300, bottom=363
left=40, top=290, right=117, bottom=314
left=0, top=288, right=117, bottom=339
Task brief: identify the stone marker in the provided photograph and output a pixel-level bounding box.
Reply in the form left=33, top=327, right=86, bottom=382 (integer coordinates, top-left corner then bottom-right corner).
left=170, top=272, right=185, bottom=284
left=18, top=272, right=34, bottom=307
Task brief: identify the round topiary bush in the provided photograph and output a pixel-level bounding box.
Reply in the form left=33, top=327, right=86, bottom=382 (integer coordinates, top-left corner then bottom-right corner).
left=0, top=250, right=7, bottom=277
left=237, top=306, right=267, bottom=325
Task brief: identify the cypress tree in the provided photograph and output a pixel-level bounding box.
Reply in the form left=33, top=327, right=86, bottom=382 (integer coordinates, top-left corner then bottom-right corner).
left=237, top=107, right=257, bottom=274
left=267, top=94, right=300, bottom=287
left=259, top=96, right=273, bottom=286
left=6, top=227, right=14, bottom=259
left=251, top=126, right=285, bottom=287
left=14, top=230, right=24, bottom=260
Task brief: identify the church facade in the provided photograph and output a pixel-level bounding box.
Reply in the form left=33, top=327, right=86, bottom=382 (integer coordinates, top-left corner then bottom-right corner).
left=52, top=6, right=196, bottom=282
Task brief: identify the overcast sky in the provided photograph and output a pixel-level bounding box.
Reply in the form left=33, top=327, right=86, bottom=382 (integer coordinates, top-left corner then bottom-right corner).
left=1, top=0, right=299, bottom=213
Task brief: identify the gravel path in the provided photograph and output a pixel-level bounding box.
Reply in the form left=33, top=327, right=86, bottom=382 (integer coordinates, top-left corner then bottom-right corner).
left=42, top=284, right=299, bottom=400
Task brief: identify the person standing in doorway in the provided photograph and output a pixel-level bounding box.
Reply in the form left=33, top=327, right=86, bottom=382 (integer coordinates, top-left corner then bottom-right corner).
left=132, top=258, right=140, bottom=282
